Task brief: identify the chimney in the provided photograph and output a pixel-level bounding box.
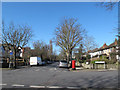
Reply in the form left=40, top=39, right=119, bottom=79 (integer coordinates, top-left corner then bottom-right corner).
left=103, top=43, right=107, bottom=48
left=115, top=38, right=117, bottom=45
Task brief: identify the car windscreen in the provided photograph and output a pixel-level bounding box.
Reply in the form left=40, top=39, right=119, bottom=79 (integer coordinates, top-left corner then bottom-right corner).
left=60, top=61, right=67, bottom=63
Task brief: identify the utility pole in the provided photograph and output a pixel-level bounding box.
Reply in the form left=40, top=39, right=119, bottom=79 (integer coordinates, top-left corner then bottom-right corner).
left=50, top=40, right=53, bottom=61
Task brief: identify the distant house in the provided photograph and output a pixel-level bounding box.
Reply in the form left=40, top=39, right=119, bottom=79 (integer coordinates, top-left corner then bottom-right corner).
left=0, top=45, right=5, bottom=57
left=1, top=44, right=30, bottom=61
left=17, top=47, right=31, bottom=58
left=0, top=44, right=5, bottom=61
left=0, top=44, right=10, bottom=63
left=88, top=38, right=120, bottom=61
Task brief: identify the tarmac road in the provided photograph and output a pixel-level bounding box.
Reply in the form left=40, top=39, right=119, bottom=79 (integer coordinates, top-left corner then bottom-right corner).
left=1, top=62, right=118, bottom=89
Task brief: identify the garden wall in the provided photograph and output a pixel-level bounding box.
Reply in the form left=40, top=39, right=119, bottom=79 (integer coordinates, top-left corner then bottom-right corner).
left=82, top=63, right=118, bottom=69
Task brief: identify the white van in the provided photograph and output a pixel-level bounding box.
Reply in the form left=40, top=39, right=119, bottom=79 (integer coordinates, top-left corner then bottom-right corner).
left=30, top=57, right=42, bottom=66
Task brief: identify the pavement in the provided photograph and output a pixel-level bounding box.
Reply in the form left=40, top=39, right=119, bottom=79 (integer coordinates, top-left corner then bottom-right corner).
left=1, top=62, right=119, bottom=89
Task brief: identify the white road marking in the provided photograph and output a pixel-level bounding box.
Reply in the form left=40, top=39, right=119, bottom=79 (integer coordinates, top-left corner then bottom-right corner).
left=49, top=68, right=54, bottom=70
left=54, top=68, right=57, bottom=70
left=0, top=83, right=81, bottom=89
left=12, top=84, right=25, bottom=87
left=47, top=86, right=63, bottom=88
left=0, top=84, right=7, bottom=86
left=35, top=69, right=39, bottom=71
left=30, top=85, right=45, bottom=88
left=67, top=86, right=80, bottom=89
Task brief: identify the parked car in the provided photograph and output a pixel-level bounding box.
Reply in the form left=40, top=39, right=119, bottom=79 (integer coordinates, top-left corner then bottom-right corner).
left=59, top=60, right=68, bottom=68
left=42, top=61, right=46, bottom=65
left=47, top=61, right=52, bottom=64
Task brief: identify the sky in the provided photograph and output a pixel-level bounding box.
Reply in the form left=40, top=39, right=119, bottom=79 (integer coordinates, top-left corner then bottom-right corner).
left=2, top=2, right=118, bottom=54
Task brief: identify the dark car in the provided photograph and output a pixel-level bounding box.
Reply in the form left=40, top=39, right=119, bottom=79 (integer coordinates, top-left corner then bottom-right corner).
left=47, top=61, right=52, bottom=64
left=42, top=61, right=46, bottom=65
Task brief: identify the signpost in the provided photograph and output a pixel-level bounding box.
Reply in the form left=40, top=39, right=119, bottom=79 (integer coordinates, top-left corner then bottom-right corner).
left=10, top=52, right=13, bottom=56
left=9, top=50, right=13, bottom=68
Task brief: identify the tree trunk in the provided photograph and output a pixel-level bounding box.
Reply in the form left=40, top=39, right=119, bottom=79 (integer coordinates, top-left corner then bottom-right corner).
left=70, top=51, right=72, bottom=61
left=66, top=52, right=70, bottom=64
left=14, top=47, right=17, bottom=69
left=66, top=51, right=72, bottom=63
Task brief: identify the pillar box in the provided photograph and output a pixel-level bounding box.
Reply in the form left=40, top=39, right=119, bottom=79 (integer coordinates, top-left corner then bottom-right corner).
left=72, top=60, right=76, bottom=70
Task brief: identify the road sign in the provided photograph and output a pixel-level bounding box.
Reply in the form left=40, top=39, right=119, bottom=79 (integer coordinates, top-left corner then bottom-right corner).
left=10, top=52, right=13, bottom=55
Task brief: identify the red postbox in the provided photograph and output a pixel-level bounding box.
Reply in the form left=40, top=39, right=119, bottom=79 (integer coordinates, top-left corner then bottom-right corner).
left=72, top=60, right=76, bottom=70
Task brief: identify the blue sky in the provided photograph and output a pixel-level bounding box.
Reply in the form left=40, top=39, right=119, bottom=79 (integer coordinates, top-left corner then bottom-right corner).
left=2, top=2, right=118, bottom=54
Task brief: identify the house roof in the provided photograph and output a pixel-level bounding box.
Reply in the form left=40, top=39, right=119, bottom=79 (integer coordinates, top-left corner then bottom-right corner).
left=88, top=50, right=92, bottom=53
left=99, top=43, right=108, bottom=50
left=108, top=38, right=119, bottom=48
left=88, top=48, right=98, bottom=53
left=23, top=47, right=31, bottom=50
left=92, top=48, right=98, bottom=52
left=88, top=38, right=119, bottom=53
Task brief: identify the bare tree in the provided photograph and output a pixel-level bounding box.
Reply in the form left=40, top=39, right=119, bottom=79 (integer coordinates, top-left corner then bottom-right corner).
left=55, top=18, right=85, bottom=63
left=97, top=0, right=118, bottom=10
left=83, top=35, right=98, bottom=52
left=58, top=49, right=67, bottom=60
left=22, top=47, right=31, bottom=65
left=73, top=44, right=84, bottom=61
left=2, top=21, right=32, bottom=68
left=41, top=44, right=50, bottom=60
left=32, top=40, right=50, bottom=61
left=97, top=0, right=120, bottom=62
left=97, top=1, right=119, bottom=39
left=48, top=40, right=53, bottom=61
left=32, top=40, right=44, bottom=57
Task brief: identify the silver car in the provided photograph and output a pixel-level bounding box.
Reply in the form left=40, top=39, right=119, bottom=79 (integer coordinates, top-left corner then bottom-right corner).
left=59, top=61, right=68, bottom=68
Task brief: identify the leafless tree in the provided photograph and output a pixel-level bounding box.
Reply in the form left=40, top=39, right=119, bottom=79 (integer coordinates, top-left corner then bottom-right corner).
left=73, top=44, right=84, bottom=61
left=32, top=40, right=50, bottom=61
left=2, top=21, right=32, bottom=68
left=22, top=47, right=31, bottom=65
left=32, top=40, right=44, bottom=59
left=55, top=18, right=85, bottom=63
left=97, top=0, right=118, bottom=10
left=49, top=40, right=53, bottom=61
left=97, top=0, right=120, bottom=61
left=58, top=49, right=67, bottom=60
left=97, top=0, right=119, bottom=39
left=83, top=35, right=98, bottom=52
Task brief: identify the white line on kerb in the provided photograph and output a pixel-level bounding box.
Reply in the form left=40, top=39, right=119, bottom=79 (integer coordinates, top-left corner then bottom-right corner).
left=12, top=84, right=25, bottom=87
left=47, top=86, right=63, bottom=88
left=0, top=84, right=7, bottom=86
left=30, top=85, right=45, bottom=88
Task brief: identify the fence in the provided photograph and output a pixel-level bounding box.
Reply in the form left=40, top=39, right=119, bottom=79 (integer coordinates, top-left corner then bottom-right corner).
left=82, top=63, right=118, bottom=69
